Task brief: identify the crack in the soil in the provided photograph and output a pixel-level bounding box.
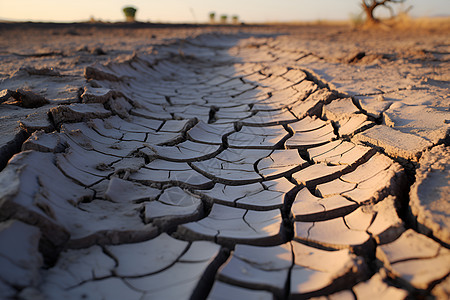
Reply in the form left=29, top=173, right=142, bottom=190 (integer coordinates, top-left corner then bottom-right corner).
left=1, top=31, right=446, bottom=300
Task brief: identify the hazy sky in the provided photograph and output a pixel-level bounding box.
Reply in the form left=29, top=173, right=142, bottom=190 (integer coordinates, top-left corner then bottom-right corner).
left=0, top=0, right=448, bottom=23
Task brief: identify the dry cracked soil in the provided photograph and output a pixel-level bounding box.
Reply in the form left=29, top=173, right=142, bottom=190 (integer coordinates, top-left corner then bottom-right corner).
left=0, top=22, right=449, bottom=299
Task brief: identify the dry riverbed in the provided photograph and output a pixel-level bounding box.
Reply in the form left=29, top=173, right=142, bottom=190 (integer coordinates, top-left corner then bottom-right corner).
left=0, top=22, right=448, bottom=299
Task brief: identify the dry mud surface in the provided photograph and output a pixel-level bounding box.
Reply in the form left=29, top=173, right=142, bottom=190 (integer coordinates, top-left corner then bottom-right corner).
left=0, top=23, right=449, bottom=299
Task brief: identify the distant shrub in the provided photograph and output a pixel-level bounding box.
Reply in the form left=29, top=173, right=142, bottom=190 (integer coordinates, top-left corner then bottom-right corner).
left=220, top=15, right=227, bottom=24
left=123, top=6, right=137, bottom=22
left=209, top=12, right=216, bottom=24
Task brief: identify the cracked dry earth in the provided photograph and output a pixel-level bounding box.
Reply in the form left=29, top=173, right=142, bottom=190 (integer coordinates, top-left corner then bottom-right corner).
left=0, top=25, right=449, bottom=300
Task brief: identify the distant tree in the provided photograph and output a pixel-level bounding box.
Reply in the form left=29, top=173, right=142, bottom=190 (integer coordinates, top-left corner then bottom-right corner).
left=209, top=12, right=216, bottom=24
left=232, top=15, right=239, bottom=25
left=123, top=6, right=137, bottom=22
left=361, top=0, right=406, bottom=24
left=220, top=14, right=228, bottom=24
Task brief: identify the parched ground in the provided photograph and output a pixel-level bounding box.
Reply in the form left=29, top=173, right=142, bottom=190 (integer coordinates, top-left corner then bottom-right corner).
left=0, top=22, right=449, bottom=299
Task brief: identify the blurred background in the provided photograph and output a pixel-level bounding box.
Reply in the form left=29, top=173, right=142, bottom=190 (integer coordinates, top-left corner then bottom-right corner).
left=0, top=0, right=449, bottom=24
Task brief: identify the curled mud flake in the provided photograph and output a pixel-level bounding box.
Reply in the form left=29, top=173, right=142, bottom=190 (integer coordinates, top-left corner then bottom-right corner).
left=346, top=51, right=366, bottom=63
left=382, top=102, right=449, bottom=144
left=377, top=229, right=450, bottom=290
left=9, top=89, right=49, bottom=108
left=322, top=98, right=360, bottom=120
left=81, top=86, right=115, bottom=104
left=84, top=66, right=123, bottom=81
left=19, top=108, right=54, bottom=133
left=16, top=66, right=61, bottom=77
left=409, top=145, right=450, bottom=246
left=50, top=103, right=111, bottom=126
left=353, top=125, right=432, bottom=162
left=22, top=130, right=67, bottom=153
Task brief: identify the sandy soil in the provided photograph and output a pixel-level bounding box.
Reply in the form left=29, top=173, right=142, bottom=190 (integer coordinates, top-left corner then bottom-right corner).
left=1, top=22, right=448, bottom=77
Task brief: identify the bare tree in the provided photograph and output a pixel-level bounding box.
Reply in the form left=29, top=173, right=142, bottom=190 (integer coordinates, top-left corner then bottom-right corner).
left=361, top=0, right=406, bottom=24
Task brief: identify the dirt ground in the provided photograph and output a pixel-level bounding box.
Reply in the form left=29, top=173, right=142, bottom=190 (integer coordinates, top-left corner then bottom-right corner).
left=0, top=22, right=448, bottom=78
left=0, top=21, right=449, bottom=299
left=1, top=21, right=448, bottom=166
